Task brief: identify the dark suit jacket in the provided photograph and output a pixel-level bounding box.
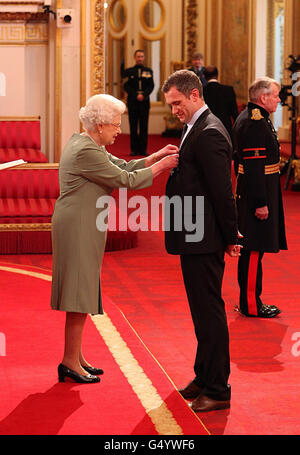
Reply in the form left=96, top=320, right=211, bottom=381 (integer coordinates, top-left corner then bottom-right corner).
left=203, top=82, right=238, bottom=137
left=165, top=108, right=238, bottom=255
left=188, top=66, right=207, bottom=86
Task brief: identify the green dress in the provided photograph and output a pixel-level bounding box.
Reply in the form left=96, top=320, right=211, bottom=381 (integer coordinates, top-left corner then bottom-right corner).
left=51, top=133, right=153, bottom=314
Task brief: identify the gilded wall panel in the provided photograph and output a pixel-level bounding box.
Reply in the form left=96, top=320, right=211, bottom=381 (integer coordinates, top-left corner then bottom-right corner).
left=293, top=0, right=300, bottom=53
left=221, top=0, right=249, bottom=102
left=209, top=0, right=219, bottom=68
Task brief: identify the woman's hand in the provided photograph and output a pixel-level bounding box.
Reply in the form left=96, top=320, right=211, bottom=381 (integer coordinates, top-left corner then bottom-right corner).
left=159, top=153, right=179, bottom=170
left=145, top=144, right=179, bottom=166
left=151, top=153, right=179, bottom=178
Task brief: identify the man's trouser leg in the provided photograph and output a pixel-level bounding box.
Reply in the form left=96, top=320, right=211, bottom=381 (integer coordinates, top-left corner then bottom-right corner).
left=238, top=250, right=264, bottom=316
left=180, top=250, right=231, bottom=401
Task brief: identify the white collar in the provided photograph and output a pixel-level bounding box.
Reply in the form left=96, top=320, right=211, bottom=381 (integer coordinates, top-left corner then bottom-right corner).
left=180, top=104, right=208, bottom=147
left=187, top=104, right=209, bottom=128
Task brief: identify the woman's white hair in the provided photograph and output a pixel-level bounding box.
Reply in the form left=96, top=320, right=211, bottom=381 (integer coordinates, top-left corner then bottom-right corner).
left=79, top=94, right=126, bottom=132
left=249, top=77, right=281, bottom=103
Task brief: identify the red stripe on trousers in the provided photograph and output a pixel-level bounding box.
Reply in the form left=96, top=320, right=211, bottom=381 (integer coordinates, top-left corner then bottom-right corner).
left=247, top=251, right=259, bottom=315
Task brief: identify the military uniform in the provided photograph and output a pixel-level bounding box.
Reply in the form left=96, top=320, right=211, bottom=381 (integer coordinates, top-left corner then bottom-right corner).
left=233, top=102, right=287, bottom=316
left=121, top=63, right=154, bottom=155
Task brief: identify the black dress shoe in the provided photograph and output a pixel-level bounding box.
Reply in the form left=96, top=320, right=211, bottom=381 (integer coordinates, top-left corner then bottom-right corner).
left=258, top=305, right=281, bottom=317
left=191, top=394, right=230, bottom=412
left=238, top=304, right=281, bottom=318
left=82, top=365, right=104, bottom=375
left=58, top=363, right=100, bottom=383
left=178, top=381, right=203, bottom=400
left=264, top=304, right=281, bottom=313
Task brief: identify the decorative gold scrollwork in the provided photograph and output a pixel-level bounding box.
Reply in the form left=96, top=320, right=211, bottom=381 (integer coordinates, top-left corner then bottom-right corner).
left=92, top=0, right=105, bottom=95
left=186, top=0, right=198, bottom=66
left=292, top=159, right=300, bottom=184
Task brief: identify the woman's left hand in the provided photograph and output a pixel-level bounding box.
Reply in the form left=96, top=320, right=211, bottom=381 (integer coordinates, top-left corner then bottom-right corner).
left=146, top=144, right=179, bottom=166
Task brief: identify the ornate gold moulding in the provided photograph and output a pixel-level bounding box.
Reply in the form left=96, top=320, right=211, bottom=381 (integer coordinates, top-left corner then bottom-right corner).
left=0, top=12, right=48, bottom=22
left=292, top=159, right=300, bottom=184
left=0, top=22, right=49, bottom=43
left=9, top=163, right=59, bottom=169
left=0, top=223, right=52, bottom=231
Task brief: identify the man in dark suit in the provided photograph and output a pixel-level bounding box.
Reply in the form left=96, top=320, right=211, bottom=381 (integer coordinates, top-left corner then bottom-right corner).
left=162, top=70, right=241, bottom=412
left=203, top=65, right=238, bottom=139
left=233, top=77, right=287, bottom=318
left=188, top=52, right=207, bottom=87
left=121, top=49, right=154, bottom=156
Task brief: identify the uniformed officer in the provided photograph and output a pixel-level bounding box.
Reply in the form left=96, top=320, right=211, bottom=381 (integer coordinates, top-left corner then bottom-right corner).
left=121, top=50, right=154, bottom=156
left=188, top=52, right=207, bottom=87
left=233, top=77, right=287, bottom=318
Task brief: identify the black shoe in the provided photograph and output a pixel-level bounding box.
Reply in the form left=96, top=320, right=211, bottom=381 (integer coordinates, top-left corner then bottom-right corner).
left=257, top=305, right=281, bottom=317
left=264, top=304, right=281, bottom=313
left=236, top=304, right=281, bottom=318
left=82, top=365, right=104, bottom=375
left=58, top=363, right=100, bottom=383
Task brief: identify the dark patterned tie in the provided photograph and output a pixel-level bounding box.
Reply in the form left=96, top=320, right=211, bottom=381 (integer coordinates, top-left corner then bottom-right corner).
left=180, top=124, right=188, bottom=149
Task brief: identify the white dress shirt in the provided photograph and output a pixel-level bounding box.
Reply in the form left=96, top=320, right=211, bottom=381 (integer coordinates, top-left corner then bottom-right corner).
left=180, top=104, right=209, bottom=147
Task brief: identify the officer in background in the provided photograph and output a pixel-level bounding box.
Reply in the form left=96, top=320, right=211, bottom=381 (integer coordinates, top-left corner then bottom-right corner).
left=188, top=52, right=207, bottom=87
left=233, top=77, right=287, bottom=318
left=121, top=50, right=154, bottom=156
left=203, top=65, right=238, bottom=139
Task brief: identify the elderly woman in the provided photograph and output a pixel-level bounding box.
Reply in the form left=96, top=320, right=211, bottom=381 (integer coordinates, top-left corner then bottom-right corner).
left=51, top=94, right=178, bottom=383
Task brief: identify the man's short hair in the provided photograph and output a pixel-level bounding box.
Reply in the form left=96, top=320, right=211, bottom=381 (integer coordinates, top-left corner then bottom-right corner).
left=192, top=52, right=204, bottom=60
left=162, top=69, right=203, bottom=98
left=203, top=65, right=218, bottom=81
left=249, top=77, right=281, bottom=102
left=134, top=49, right=144, bottom=56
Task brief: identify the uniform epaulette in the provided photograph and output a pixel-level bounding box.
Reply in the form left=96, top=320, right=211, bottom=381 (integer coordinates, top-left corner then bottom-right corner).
left=250, top=108, right=264, bottom=120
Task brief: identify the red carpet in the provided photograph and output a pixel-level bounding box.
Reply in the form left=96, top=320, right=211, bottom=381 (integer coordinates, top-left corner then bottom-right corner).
left=0, top=262, right=208, bottom=435
left=0, top=134, right=299, bottom=435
